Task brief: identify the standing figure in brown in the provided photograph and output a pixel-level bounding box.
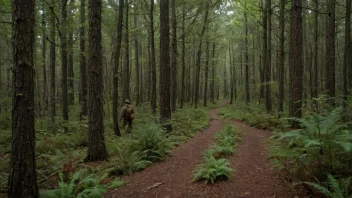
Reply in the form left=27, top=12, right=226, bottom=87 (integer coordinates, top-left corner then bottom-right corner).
left=120, top=99, right=135, bottom=134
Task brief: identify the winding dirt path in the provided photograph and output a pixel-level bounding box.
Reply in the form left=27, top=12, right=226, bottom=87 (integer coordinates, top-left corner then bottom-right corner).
left=106, top=105, right=296, bottom=198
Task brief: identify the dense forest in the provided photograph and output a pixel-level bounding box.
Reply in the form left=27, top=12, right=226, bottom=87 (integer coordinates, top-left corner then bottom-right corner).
left=1, top=0, right=352, bottom=197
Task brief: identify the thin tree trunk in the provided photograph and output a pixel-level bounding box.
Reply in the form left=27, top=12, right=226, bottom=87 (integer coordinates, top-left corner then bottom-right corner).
left=123, top=1, right=131, bottom=102
left=8, top=0, right=38, bottom=196
left=68, top=0, right=75, bottom=106
left=265, top=0, right=272, bottom=112
left=203, top=41, right=210, bottom=106
left=312, top=0, right=319, bottom=108
left=194, top=2, right=209, bottom=108
left=150, top=0, right=157, bottom=113
left=171, top=0, right=177, bottom=111
left=180, top=2, right=186, bottom=109
left=80, top=0, right=88, bottom=117
left=325, top=0, right=336, bottom=104
left=343, top=0, right=351, bottom=107
left=134, top=5, right=140, bottom=106
left=85, top=0, right=109, bottom=161
left=210, top=43, right=215, bottom=103
left=61, top=0, right=69, bottom=124
left=278, top=0, right=285, bottom=113
left=112, top=0, right=124, bottom=136
left=42, top=0, right=48, bottom=115
left=159, top=0, right=172, bottom=131
left=229, top=47, right=234, bottom=104
left=245, top=11, right=250, bottom=104
left=50, top=0, right=56, bottom=122
left=289, top=0, right=303, bottom=128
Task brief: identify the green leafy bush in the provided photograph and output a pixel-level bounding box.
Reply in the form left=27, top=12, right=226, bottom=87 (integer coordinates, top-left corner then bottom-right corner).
left=130, top=124, right=172, bottom=161
left=300, top=174, right=351, bottom=198
left=108, top=146, right=151, bottom=175
left=192, top=156, right=232, bottom=184
left=270, top=107, right=352, bottom=185
left=40, top=169, right=106, bottom=198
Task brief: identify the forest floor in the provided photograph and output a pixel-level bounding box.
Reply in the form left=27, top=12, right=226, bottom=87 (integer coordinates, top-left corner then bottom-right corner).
left=105, top=102, right=307, bottom=198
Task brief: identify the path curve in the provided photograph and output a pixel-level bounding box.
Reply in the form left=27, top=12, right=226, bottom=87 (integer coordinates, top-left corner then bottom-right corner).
left=106, top=106, right=296, bottom=198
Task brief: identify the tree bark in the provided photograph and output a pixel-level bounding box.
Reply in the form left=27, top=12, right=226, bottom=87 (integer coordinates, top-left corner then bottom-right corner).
left=160, top=0, right=172, bottom=131
left=210, top=43, right=215, bottom=103
left=278, top=0, right=285, bottom=113
left=113, top=0, right=124, bottom=136
left=134, top=4, right=140, bottom=106
left=312, top=0, right=318, bottom=108
left=85, top=0, right=109, bottom=161
left=265, top=0, right=272, bottom=112
left=150, top=0, right=157, bottom=113
left=61, top=0, right=69, bottom=123
left=343, top=0, right=351, bottom=107
left=171, top=0, right=177, bottom=111
left=8, top=0, right=39, bottom=196
left=289, top=0, right=303, bottom=128
left=194, top=2, right=209, bottom=108
left=245, top=11, right=250, bottom=105
left=180, top=2, right=186, bottom=109
left=50, top=0, right=56, bottom=122
left=203, top=41, right=210, bottom=106
left=123, top=1, right=131, bottom=102
left=42, top=0, right=48, bottom=115
left=80, top=0, right=88, bottom=117
left=325, top=0, right=336, bottom=104
left=68, top=0, right=75, bottom=106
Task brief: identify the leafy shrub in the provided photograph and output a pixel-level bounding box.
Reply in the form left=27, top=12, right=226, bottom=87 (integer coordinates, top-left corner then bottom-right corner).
left=108, top=146, right=151, bottom=175
left=270, top=107, right=352, bottom=181
left=192, top=156, right=232, bottom=184
left=218, top=103, right=283, bottom=130
left=130, top=124, right=172, bottom=161
left=300, top=174, right=351, bottom=198
left=40, top=169, right=106, bottom=198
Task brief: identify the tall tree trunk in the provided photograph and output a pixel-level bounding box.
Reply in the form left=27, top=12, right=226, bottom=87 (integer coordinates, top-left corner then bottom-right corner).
left=180, top=2, right=186, bottom=109
left=150, top=0, right=157, bottom=113
left=171, top=0, right=177, bottom=111
left=123, top=1, right=131, bottom=102
left=194, top=2, right=209, bottom=108
left=134, top=5, right=140, bottom=106
left=8, top=0, right=39, bottom=196
left=245, top=11, right=250, bottom=104
left=80, top=0, right=88, bottom=117
left=210, top=43, right=215, bottom=103
left=265, top=0, right=272, bottom=112
left=203, top=41, right=210, bottom=106
left=325, top=0, right=336, bottom=104
left=312, top=0, right=319, bottom=108
left=229, top=47, right=234, bottom=104
left=260, top=1, right=267, bottom=104
left=85, top=0, right=109, bottom=161
left=42, top=0, right=48, bottom=115
left=278, top=0, right=285, bottom=113
left=343, top=0, right=351, bottom=107
left=159, top=0, right=172, bottom=131
left=68, top=0, right=75, bottom=106
left=113, top=0, right=124, bottom=136
left=50, top=0, right=56, bottom=122
left=61, top=0, right=69, bottom=123
left=289, top=0, right=303, bottom=128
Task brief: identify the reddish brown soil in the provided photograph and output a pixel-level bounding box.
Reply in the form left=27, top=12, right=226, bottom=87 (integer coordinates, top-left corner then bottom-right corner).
left=106, top=106, right=302, bottom=198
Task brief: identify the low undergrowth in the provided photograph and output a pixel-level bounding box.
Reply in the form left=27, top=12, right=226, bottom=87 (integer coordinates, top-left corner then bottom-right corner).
left=270, top=107, right=352, bottom=197
left=192, top=124, right=241, bottom=184
left=218, top=102, right=284, bottom=130
left=0, top=103, right=211, bottom=194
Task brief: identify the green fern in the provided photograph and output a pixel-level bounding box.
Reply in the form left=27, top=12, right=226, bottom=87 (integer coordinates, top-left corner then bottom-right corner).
left=301, top=174, right=351, bottom=198
left=130, top=124, right=172, bottom=161
left=109, top=178, right=124, bottom=189
left=192, top=156, right=232, bottom=184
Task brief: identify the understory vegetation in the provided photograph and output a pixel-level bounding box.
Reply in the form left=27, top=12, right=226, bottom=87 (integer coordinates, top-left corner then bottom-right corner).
left=221, top=100, right=352, bottom=197
left=0, top=104, right=210, bottom=194
left=192, top=124, right=241, bottom=184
